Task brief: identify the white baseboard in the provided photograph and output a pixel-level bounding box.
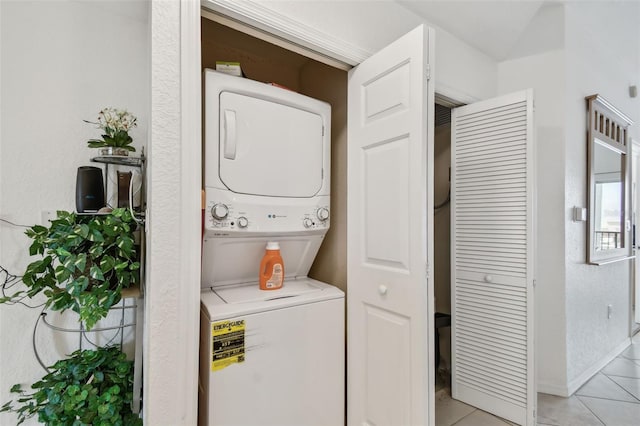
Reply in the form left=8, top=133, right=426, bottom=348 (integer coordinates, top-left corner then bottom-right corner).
left=566, top=338, right=631, bottom=396
left=537, top=381, right=570, bottom=397
left=537, top=337, right=631, bottom=397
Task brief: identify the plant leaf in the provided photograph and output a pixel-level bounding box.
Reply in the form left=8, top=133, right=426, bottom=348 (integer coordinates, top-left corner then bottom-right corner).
left=89, top=265, right=105, bottom=282
left=74, top=253, right=87, bottom=272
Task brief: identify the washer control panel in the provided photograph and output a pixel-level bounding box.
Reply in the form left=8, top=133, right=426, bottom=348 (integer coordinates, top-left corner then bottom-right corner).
left=204, top=191, right=330, bottom=234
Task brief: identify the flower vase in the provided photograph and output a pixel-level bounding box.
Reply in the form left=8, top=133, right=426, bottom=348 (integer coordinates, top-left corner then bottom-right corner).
left=99, top=147, right=129, bottom=157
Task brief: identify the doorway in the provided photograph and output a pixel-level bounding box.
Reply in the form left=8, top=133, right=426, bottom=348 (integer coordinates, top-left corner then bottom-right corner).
left=198, top=10, right=536, bottom=425
left=434, top=102, right=453, bottom=394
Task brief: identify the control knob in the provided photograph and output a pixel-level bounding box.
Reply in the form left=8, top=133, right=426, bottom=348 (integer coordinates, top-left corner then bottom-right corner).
left=316, top=207, right=330, bottom=221
left=237, top=217, right=249, bottom=228
left=211, top=203, right=229, bottom=221
left=303, top=218, right=313, bottom=228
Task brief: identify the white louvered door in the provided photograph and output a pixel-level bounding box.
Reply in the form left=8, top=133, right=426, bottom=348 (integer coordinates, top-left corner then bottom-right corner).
left=451, top=90, right=535, bottom=426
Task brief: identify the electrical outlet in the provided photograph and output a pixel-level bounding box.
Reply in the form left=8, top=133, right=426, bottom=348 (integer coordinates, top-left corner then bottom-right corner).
left=607, top=304, right=613, bottom=319
left=41, top=210, right=56, bottom=226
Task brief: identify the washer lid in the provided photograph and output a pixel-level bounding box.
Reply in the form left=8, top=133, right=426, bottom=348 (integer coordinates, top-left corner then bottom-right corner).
left=214, top=278, right=322, bottom=304
left=201, top=278, right=344, bottom=320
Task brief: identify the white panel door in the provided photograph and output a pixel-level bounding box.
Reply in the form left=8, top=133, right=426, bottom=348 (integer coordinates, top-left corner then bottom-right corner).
left=451, top=90, right=535, bottom=426
left=347, top=25, right=434, bottom=426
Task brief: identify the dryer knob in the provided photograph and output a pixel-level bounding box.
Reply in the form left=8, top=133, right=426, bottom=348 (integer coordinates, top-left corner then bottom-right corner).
left=303, top=218, right=313, bottom=228
left=237, top=217, right=249, bottom=228
left=316, top=207, right=330, bottom=221
left=211, top=203, right=229, bottom=220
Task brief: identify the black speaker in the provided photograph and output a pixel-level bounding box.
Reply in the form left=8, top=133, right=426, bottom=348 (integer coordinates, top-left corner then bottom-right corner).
left=76, top=166, right=105, bottom=213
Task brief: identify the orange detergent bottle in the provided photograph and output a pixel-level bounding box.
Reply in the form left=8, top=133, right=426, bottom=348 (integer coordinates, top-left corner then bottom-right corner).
left=259, top=242, right=284, bottom=290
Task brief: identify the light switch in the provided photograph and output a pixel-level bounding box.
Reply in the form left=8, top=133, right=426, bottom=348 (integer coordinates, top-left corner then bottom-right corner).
left=573, top=207, right=587, bottom=222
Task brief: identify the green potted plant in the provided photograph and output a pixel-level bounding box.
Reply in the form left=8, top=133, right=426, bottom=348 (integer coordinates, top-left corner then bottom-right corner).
left=0, top=208, right=140, bottom=330
left=1, top=346, right=142, bottom=426
left=85, top=108, right=138, bottom=156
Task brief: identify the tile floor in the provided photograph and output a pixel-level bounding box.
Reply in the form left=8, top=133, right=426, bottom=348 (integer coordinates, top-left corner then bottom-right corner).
left=436, top=333, right=640, bottom=426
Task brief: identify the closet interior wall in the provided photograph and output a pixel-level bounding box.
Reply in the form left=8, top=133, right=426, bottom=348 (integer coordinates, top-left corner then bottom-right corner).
left=434, top=105, right=452, bottom=374
left=200, top=17, right=348, bottom=292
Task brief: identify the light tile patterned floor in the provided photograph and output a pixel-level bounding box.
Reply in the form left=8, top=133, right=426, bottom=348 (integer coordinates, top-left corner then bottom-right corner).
left=436, top=334, right=640, bottom=426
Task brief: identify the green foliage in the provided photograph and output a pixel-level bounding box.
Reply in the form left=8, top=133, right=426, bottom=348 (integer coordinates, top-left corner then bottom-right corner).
left=1, top=347, right=142, bottom=426
left=87, top=130, right=135, bottom=151
left=2, top=209, right=139, bottom=330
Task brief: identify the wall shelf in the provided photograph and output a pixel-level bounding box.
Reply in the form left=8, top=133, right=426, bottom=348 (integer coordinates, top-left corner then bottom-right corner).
left=91, top=155, right=144, bottom=168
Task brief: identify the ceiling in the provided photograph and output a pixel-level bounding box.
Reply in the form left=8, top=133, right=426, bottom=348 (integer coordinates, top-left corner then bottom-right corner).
left=396, top=0, right=546, bottom=60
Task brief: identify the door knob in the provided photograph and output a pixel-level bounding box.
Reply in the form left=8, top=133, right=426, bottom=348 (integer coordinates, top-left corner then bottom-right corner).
left=484, top=275, right=493, bottom=283
left=378, top=285, right=388, bottom=296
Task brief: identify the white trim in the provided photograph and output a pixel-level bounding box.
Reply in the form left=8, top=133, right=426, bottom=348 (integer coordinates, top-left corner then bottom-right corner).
left=536, top=381, right=570, bottom=397
left=427, top=26, right=437, bottom=426
left=434, top=81, right=481, bottom=106
left=566, top=337, right=631, bottom=396
left=180, top=0, right=203, bottom=422
left=201, top=0, right=372, bottom=66
left=201, top=9, right=353, bottom=72
left=145, top=1, right=200, bottom=423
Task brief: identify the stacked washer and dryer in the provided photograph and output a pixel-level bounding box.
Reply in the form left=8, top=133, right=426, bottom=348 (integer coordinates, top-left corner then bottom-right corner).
left=199, top=70, right=345, bottom=426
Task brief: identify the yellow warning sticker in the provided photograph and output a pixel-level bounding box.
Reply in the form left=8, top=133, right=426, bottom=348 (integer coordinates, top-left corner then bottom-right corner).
left=211, top=320, right=245, bottom=372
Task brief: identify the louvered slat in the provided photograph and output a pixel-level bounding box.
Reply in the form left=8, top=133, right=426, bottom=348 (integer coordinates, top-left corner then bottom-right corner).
left=452, top=91, right=533, bottom=425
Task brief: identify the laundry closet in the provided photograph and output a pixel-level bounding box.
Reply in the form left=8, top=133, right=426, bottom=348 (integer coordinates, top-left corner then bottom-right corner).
left=199, top=8, right=536, bottom=426
left=201, top=15, right=348, bottom=289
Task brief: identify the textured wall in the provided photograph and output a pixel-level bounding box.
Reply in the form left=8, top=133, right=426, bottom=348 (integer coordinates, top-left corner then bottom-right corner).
left=0, top=1, right=149, bottom=424
left=145, top=0, right=200, bottom=424
left=564, top=1, right=640, bottom=386
left=496, top=1, right=640, bottom=395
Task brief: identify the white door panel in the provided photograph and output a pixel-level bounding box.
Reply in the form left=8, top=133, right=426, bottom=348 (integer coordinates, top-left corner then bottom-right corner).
left=452, top=90, right=535, bottom=426
left=347, top=24, right=434, bottom=426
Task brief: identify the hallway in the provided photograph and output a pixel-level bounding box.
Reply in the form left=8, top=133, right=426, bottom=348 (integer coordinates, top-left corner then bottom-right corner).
left=436, top=333, right=640, bottom=425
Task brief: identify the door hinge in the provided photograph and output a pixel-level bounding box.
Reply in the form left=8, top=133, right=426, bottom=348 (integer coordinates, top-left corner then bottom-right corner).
left=533, top=279, right=537, bottom=288
left=426, top=262, right=430, bottom=279
left=322, top=125, right=325, bottom=136
left=426, top=64, right=431, bottom=81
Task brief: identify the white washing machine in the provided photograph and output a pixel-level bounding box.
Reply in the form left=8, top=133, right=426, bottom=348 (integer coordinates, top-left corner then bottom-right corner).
left=199, top=70, right=344, bottom=426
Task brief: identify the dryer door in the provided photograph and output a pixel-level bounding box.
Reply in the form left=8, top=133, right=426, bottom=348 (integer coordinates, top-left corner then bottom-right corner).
left=219, top=92, right=325, bottom=197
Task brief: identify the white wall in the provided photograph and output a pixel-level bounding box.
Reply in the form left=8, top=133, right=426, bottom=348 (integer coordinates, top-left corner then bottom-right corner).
left=564, top=1, right=640, bottom=391
left=498, top=48, right=569, bottom=394
left=0, top=1, right=149, bottom=424
left=497, top=4, right=569, bottom=395
left=242, top=0, right=498, bottom=102
left=499, top=1, right=640, bottom=396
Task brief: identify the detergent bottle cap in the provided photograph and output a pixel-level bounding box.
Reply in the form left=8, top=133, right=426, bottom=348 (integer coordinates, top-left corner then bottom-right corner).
left=266, top=241, right=280, bottom=250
